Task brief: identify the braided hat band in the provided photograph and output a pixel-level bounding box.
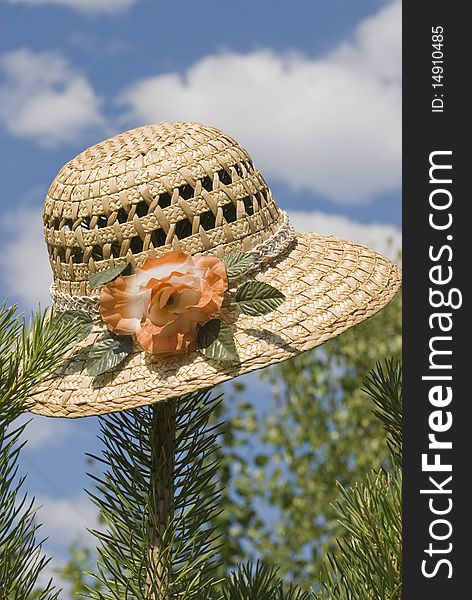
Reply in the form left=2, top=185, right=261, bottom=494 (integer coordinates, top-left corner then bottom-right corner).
left=29, top=122, right=401, bottom=418
left=50, top=212, right=297, bottom=317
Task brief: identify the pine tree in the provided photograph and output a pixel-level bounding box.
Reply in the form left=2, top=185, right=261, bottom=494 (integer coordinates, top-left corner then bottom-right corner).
left=0, top=302, right=87, bottom=598
left=1, top=298, right=402, bottom=599
left=83, top=389, right=314, bottom=599
left=315, top=359, right=402, bottom=599
left=85, top=392, right=224, bottom=599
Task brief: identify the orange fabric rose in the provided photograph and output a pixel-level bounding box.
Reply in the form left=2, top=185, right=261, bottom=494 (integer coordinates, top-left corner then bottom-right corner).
left=99, top=252, right=228, bottom=355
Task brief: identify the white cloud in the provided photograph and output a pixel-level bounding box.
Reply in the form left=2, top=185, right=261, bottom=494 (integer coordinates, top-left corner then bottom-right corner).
left=34, top=495, right=100, bottom=598
left=37, top=494, right=99, bottom=545
left=331, top=0, right=402, bottom=84
left=11, top=494, right=99, bottom=588
left=119, top=0, right=401, bottom=204
left=288, top=210, right=401, bottom=261
left=6, top=0, right=137, bottom=15
left=0, top=206, right=52, bottom=308
left=16, top=413, right=76, bottom=450
left=0, top=49, right=104, bottom=147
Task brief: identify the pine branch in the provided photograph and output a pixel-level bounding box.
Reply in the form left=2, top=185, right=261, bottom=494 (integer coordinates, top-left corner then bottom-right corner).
left=315, top=358, right=402, bottom=599
left=86, top=390, right=224, bottom=599
left=222, top=561, right=312, bottom=600
left=362, top=359, right=402, bottom=467
left=147, top=401, right=176, bottom=599
left=315, top=471, right=401, bottom=600
left=1, top=302, right=84, bottom=599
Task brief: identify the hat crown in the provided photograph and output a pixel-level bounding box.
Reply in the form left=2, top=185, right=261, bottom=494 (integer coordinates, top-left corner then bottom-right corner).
left=44, top=122, right=284, bottom=298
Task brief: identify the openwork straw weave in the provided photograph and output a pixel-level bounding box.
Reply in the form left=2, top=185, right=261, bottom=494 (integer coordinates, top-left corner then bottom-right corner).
left=29, top=122, right=401, bottom=418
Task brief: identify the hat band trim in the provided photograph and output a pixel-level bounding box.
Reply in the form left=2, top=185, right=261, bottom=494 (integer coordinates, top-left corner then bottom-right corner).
left=49, top=211, right=296, bottom=317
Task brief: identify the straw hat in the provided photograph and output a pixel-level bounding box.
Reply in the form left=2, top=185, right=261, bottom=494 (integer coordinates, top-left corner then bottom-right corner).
left=29, top=122, right=401, bottom=418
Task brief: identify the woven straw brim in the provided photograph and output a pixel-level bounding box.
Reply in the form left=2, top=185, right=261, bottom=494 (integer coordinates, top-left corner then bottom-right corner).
left=28, top=232, right=401, bottom=418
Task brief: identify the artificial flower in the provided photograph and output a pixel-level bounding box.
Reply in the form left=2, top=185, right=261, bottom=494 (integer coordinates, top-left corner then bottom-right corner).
left=99, top=252, right=228, bottom=354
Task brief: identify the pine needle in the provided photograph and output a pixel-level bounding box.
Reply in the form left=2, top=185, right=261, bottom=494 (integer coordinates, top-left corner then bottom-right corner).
left=1, top=302, right=86, bottom=599
left=86, top=390, right=225, bottom=599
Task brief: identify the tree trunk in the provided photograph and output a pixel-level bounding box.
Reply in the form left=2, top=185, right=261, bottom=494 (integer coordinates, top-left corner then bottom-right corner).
left=146, top=400, right=176, bottom=600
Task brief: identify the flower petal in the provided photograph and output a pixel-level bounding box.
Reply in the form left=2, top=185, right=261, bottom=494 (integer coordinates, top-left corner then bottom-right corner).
left=100, top=274, right=148, bottom=334
left=122, top=251, right=229, bottom=356
left=136, top=318, right=196, bottom=354
left=193, top=255, right=228, bottom=285
left=136, top=252, right=193, bottom=287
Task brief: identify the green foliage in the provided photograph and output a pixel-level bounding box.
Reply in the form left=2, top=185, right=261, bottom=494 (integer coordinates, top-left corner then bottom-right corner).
left=0, top=302, right=85, bottom=599
left=197, top=319, right=238, bottom=364
left=1, top=303, right=85, bottom=410
left=86, top=391, right=224, bottom=599
left=33, top=353, right=404, bottom=599
left=86, top=331, right=133, bottom=377
left=234, top=280, right=285, bottom=316
left=53, top=311, right=93, bottom=342
left=363, top=359, right=402, bottom=468
left=89, top=263, right=131, bottom=289
left=0, top=418, right=58, bottom=600
left=2, top=290, right=401, bottom=598
left=315, top=359, right=402, bottom=599
left=222, top=561, right=312, bottom=600
left=54, top=545, right=102, bottom=597
left=222, top=252, right=255, bottom=282
left=212, top=293, right=401, bottom=583
left=316, top=471, right=401, bottom=600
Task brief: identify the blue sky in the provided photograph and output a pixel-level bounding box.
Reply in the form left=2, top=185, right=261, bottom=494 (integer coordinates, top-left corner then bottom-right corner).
left=0, top=0, right=401, bottom=589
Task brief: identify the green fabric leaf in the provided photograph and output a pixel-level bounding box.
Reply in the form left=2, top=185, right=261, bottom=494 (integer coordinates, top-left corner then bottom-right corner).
left=197, top=319, right=238, bottom=364
left=223, top=252, right=255, bottom=281
left=89, top=262, right=131, bottom=289
left=86, top=332, right=132, bottom=377
left=235, top=281, right=285, bottom=316
left=54, top=310, right=93, bottom=342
